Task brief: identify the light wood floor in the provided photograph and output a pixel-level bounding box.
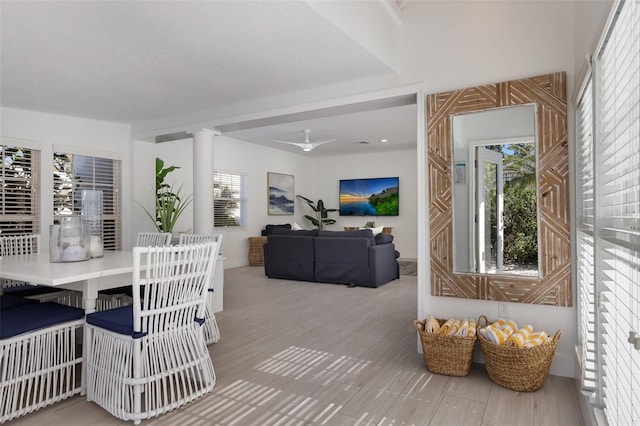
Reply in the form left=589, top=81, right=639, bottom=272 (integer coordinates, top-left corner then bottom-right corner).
left=12, top=267, right=584, bottom=426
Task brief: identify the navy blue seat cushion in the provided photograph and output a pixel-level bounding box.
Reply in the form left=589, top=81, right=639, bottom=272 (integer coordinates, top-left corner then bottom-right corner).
left=86, top=305, right=146, bottom=338
left=3, top=284, right=66, bottom=297
left=0, top=294, right=38, bottom=311
left=86, top=305, right=205, bottom=338
left=1, top=302, right=84, bottom=339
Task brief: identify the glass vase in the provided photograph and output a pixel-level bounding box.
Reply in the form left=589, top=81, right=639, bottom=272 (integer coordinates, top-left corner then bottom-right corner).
left=81, top=190, right=104, bottom=258
left=49, top=216, right=90, bottom=262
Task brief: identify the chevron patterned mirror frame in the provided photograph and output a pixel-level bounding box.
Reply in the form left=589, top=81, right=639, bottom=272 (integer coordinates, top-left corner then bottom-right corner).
left=426, top=72, right=570, bottom=306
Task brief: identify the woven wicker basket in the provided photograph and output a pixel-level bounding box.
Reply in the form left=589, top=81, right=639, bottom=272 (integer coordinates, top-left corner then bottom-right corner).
left=478, top=327, right=561, bottom=392
left=248, top=236, right=267, bottom=266
left=413, top=317, right=479, bottom=377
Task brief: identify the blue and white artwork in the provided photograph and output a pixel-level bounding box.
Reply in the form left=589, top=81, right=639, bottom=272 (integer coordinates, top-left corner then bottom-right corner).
left=268, top=172, right=294, bottom=215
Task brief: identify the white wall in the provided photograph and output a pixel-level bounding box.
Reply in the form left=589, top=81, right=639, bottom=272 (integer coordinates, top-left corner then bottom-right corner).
left=398, top=1, right=580, bottom=378
left=0, top=107, right=133, bottom=248
left=313, top=149, right=418, bottom=259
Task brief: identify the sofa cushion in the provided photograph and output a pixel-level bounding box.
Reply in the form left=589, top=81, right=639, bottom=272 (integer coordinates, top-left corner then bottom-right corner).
left=264, top=235, right=316, bottom=281
left=272, top=228, right=318, bottom=237
left=314, top=237, right=371, bottom=286
left=375, top=233, right=394, bottom=245
left=318, top=229, right=375, bottom=246
left=261, top=224, right=292, bottom=236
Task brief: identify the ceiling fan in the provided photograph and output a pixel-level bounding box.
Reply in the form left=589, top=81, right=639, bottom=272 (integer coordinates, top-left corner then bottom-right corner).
left=273, top=129, right=336, bottom=152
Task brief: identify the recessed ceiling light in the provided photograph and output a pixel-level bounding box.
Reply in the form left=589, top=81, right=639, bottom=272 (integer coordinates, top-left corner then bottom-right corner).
left=380, top=139, right=388, bottom=143
left=354, top=141, right=369, bottom=145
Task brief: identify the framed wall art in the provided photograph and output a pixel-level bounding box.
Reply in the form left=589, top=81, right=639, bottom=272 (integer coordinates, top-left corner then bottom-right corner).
left=267, top=172, right=294, bottom=215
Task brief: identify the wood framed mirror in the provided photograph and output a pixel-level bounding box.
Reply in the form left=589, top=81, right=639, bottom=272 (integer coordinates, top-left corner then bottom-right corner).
left=427, top=72, right=570, bottom=306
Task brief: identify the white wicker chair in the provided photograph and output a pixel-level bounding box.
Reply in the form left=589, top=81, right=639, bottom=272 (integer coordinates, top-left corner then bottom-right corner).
left=179, top=233, right=223, bottom=344
left=0, top=297, right=84, bottom=423
left=0, top=234, right=79, bottom=306
left=96, top=232, right=172, bottom=310
left=85, top=242, right=220, bottom=424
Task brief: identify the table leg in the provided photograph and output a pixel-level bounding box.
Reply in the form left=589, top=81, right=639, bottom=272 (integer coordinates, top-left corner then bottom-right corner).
left=82, top=278, right=98, bottom=314
left=81, top=278, right=98, bottom=395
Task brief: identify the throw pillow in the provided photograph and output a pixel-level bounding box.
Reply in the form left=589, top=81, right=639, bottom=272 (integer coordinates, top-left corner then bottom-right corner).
left=291, top=222, right=302, bottom=231
left=375, top=233, right=394, bottom=245
left=262, top=224, right=292, bottom=236
left=360, top=225, right=385, bottom=236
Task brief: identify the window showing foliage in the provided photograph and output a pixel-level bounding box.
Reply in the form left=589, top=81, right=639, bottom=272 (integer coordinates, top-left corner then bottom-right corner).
left=0, top=145, right=40, bottom=235
left=53, top=152, right=122, bottom=250
left=213, top=171, right=246, bottom=227
left=485, top=142, right=538, bottom=269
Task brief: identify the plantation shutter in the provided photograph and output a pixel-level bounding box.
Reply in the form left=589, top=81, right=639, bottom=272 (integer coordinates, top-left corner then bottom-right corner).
left=0, top=145, right=40, bottom=235
left=53, top=152, right=122, bottom=250
left=595, top=1, right=640, bottom=424
left=213, top=171, right=247, bottom=227
left=576, top=79, right=597, bottom=392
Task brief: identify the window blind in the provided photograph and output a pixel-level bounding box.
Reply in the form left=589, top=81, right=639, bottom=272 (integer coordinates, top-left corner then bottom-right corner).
left=0, top=145, right=40, bottom=236
left=213, top=171, right=247, bottom=227
left=576, top=80, right=597, bottom=392
left=595, top=1, right=640, bottom=424
left=53, top=152, right=122, bottom=250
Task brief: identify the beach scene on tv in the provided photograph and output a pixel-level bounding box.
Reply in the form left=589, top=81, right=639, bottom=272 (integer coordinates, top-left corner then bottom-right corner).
left=339, top=177, right=399, bottom=216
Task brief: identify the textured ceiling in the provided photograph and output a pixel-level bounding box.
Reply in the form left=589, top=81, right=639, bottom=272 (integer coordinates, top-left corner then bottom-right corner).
left=1, top=1, right=416, bottom=155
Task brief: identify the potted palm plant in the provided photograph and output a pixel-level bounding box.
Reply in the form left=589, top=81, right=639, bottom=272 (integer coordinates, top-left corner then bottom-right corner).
left=297, top=195, right=337, bottom=230
left=137, top=158, right=192, bottom=233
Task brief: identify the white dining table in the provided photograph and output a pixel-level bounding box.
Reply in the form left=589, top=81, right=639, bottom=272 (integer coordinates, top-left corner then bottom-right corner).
left=0, top=250, right=134, bottom=314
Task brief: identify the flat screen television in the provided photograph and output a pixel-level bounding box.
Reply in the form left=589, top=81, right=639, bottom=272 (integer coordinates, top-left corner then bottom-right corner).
left=339, top=177, right=399, bottom=216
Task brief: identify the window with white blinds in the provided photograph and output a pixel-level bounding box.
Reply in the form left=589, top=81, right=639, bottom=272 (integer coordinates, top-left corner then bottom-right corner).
left=53, top=152, right=122, bottom=250
left=576, top=1, right=640, bottom=424
left=213, top=171, right=247, bottom=228
left=597, top=1, right=640, bottom=423
left=576, top=80, right=597, bottom=392
left=0, top=145, right=40, bottom=236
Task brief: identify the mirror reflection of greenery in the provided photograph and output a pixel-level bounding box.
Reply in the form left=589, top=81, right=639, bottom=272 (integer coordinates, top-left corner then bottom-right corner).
left=485, top=143, right=538, bottom=266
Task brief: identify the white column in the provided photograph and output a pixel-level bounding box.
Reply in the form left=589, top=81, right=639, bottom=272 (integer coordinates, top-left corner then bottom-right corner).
left=192, top=129, right=219, bottom=234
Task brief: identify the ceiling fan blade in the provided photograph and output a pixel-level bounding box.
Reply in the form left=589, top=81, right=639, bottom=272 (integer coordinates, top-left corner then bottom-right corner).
left=312, top=139, right=337, bottom=147
left=273, top=140, right=303, bottom=147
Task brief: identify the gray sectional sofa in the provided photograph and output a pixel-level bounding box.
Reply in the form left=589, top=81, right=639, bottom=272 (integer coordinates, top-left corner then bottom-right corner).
left=263, top=228, right=399, bottom=288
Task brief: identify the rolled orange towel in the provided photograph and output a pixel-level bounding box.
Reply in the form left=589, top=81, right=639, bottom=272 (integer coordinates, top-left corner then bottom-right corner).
left=480, top=324, right=510, bottom=345
left=454, top=320, right=470, bottom=337
left=438, top=318, right=455, bottom=335
left=524, top=331, right=549, bottom=348
left=426, top=316, right=441, bottom=334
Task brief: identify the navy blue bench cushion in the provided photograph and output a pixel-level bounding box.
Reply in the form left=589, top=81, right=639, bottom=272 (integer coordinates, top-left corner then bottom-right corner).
left=0, top=294, right=38, bottom=311
left=3, top=284, right=66, bottom=297
left=0, top=302, right=84, bottom=339
left=86, top=305, right=145, bottom=338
